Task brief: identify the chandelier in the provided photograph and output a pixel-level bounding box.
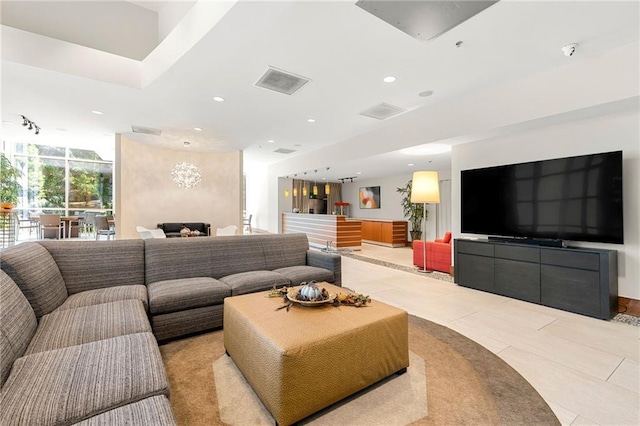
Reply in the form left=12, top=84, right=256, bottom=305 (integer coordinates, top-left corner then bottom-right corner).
left=171, top=162, right=202, bottom=188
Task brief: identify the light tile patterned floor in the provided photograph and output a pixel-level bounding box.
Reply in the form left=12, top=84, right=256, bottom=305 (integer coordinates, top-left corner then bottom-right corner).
left=344, top=244, right=640, bottom=426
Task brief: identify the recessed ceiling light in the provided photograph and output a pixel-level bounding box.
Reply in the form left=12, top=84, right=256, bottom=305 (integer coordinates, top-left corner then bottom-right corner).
left=408, top=163, right=414, bottom=166
left=418, top=90, right=434, bottom=97
left=383, top=76, right=396, bottom=83
left=307, top=118, right=316, bottom=123
left=400, top=143, right=451, bottom=156
left=91, top=110, right=103, bottom=115
left=267, top=139, right=275, bottom=143
left=183, top=141, right=191, bottom=147
left=194, top=127, right=202, bottom=131
left=213, top=96, right=225, bottom=102
left=294, top=144, right=302, bottom=147
left=321, top=177, right=327, bottom=180
left=356, top=171, right=362, bottom=175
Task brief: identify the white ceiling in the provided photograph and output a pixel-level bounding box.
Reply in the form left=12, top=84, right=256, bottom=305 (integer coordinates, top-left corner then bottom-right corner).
left=2, top=1, right=639, bottom=181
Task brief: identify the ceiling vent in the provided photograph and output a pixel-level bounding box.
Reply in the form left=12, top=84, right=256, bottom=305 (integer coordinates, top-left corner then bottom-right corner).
left=355, top=0, right=498, bottom=43
left=131, top=125, right=161, bottom=136
left=274, top=148, right=296, bottom=154
left=359, top=103, right=406, bottom=120
left=255, top=67, right=310, bottom=95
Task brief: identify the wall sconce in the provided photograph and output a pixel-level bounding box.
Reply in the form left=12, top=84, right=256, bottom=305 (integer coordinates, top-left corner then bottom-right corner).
left=325, top=183, right=330, bottom=195
left=293, top=187, right=298, bottom=197
left=284, top=189, right=290, bottom=197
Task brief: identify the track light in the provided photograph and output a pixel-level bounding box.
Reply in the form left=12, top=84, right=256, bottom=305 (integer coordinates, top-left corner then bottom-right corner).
left=20, top=115, right=40, bottom=135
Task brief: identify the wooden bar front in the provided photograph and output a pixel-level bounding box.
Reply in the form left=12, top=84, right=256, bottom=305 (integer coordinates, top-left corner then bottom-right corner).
left=360, top=219, right=407, bottom=247
left=282, top=213, right=361, bottom=249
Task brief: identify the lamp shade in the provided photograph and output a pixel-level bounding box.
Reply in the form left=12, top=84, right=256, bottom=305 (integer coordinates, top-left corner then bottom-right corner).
left=411, top=171, right=440, bottom=203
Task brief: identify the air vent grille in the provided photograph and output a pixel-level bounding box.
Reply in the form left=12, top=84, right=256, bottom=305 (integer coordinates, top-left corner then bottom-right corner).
left=131, top=125, right=161, bottom=135
left=274, top=148, right=296, bottom=154
left=359, top=103, right=406, bottom=120
left=255, top=67, right=310, bottom=95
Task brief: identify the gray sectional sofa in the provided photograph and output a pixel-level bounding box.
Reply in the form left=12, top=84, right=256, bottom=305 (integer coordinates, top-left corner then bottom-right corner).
left=0, top=233, right=341, bottom=425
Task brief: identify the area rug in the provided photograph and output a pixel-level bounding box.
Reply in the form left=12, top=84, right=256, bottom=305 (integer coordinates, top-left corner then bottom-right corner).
left=160, top=315, right=559, bottom=425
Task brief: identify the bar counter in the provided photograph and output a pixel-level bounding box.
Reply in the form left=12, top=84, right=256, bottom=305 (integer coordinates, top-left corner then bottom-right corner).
left=282, top=213, right=362, bottom=250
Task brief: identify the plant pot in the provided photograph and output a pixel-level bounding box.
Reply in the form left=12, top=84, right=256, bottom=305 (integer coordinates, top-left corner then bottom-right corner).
left=0, top=202, right=15, bottom=212
left=410, top=230, right=422, bottom=241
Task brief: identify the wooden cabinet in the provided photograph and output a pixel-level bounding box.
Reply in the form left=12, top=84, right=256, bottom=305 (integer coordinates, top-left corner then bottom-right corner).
left=361, top=220, right=407, bottom=247
left=454, top=239, right=617, bottom=320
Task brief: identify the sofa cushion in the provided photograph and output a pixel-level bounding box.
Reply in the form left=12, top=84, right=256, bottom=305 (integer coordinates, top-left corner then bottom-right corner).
left=73, top=396, right=176, bottom=426
left=0, top=271, right=37, bottom=387
left=0, top=332, right=168, bottom=426
left=219, top=270, right=291, bottom=296
left=25, top=299, right=151, bottom=355
left=39, top=240, right=145, bottom=295
left=57, top=285, right=149, bottom=312
left=0, top=242, right=68, bottom=319
left=272, top=265, right=335, bottom=285
left=148, top=277, right=230, bottom=315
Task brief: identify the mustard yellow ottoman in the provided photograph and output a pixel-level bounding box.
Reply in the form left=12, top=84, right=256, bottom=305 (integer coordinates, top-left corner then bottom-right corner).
left=223, top=283, right=409, bottom=426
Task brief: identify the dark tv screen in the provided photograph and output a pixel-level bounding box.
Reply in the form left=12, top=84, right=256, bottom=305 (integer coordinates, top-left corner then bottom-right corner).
left=461, top=151, right=624, bottom=244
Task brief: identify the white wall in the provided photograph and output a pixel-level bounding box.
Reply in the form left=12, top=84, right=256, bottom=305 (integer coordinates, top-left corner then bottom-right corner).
left=244, top=160, right=270, bottom=232
left=452, top=110, right=640, bottom=299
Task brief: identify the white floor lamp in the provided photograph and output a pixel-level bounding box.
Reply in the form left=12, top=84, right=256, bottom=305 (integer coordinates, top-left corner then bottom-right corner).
left=411, top=171, right=440, bottom=273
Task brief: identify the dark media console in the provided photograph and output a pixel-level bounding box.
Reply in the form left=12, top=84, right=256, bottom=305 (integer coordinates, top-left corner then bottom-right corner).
left=454, top=239, right=618, bottom=320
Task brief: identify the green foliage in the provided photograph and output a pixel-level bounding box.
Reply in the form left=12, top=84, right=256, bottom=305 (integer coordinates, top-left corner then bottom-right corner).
left=0, top=153, right=22, bottom=205
left=396, top=180, right=427, bottom=233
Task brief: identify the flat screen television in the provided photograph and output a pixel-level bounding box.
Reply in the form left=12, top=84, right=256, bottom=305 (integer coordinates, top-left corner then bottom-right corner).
left=461, top=151, right=624, bottom=244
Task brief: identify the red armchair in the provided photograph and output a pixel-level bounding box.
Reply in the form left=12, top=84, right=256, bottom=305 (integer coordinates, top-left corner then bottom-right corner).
left=412, top=232, right=452, bottom=274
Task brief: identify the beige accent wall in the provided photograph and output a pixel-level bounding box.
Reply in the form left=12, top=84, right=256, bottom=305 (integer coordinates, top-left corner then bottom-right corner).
left=115, top=135, right=242, bottom=240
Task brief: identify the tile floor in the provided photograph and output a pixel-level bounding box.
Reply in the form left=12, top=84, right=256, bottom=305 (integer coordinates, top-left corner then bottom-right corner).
left=345, top=243, right=639, bottom=426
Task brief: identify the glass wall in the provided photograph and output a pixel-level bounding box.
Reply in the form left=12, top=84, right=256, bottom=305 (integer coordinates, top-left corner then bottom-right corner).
left=10, top=142, right=114, bottom=218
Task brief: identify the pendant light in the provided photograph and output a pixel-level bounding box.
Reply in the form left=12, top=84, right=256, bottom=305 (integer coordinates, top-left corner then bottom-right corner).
left=324, top=168, right=331, bottom=195
left=302, top=184, right=308, bottom=196
left=312, top=169, right=318, bottom=196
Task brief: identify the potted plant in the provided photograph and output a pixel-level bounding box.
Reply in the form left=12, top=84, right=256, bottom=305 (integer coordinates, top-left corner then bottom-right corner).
left=397, top=180, right=427, bottom=241
left=0, top=153, right=22, bottom=211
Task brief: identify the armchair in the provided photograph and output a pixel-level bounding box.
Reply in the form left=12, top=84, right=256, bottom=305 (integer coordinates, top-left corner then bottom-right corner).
left=412, top=232, right=452, bottom=274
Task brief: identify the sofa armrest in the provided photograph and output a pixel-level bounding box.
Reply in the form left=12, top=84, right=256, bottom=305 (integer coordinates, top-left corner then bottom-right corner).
left=306, top=250, right=342, bottom=287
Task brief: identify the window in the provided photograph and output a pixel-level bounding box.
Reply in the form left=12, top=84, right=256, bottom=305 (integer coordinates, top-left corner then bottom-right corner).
left=9, top=142, right=114, bottom=218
